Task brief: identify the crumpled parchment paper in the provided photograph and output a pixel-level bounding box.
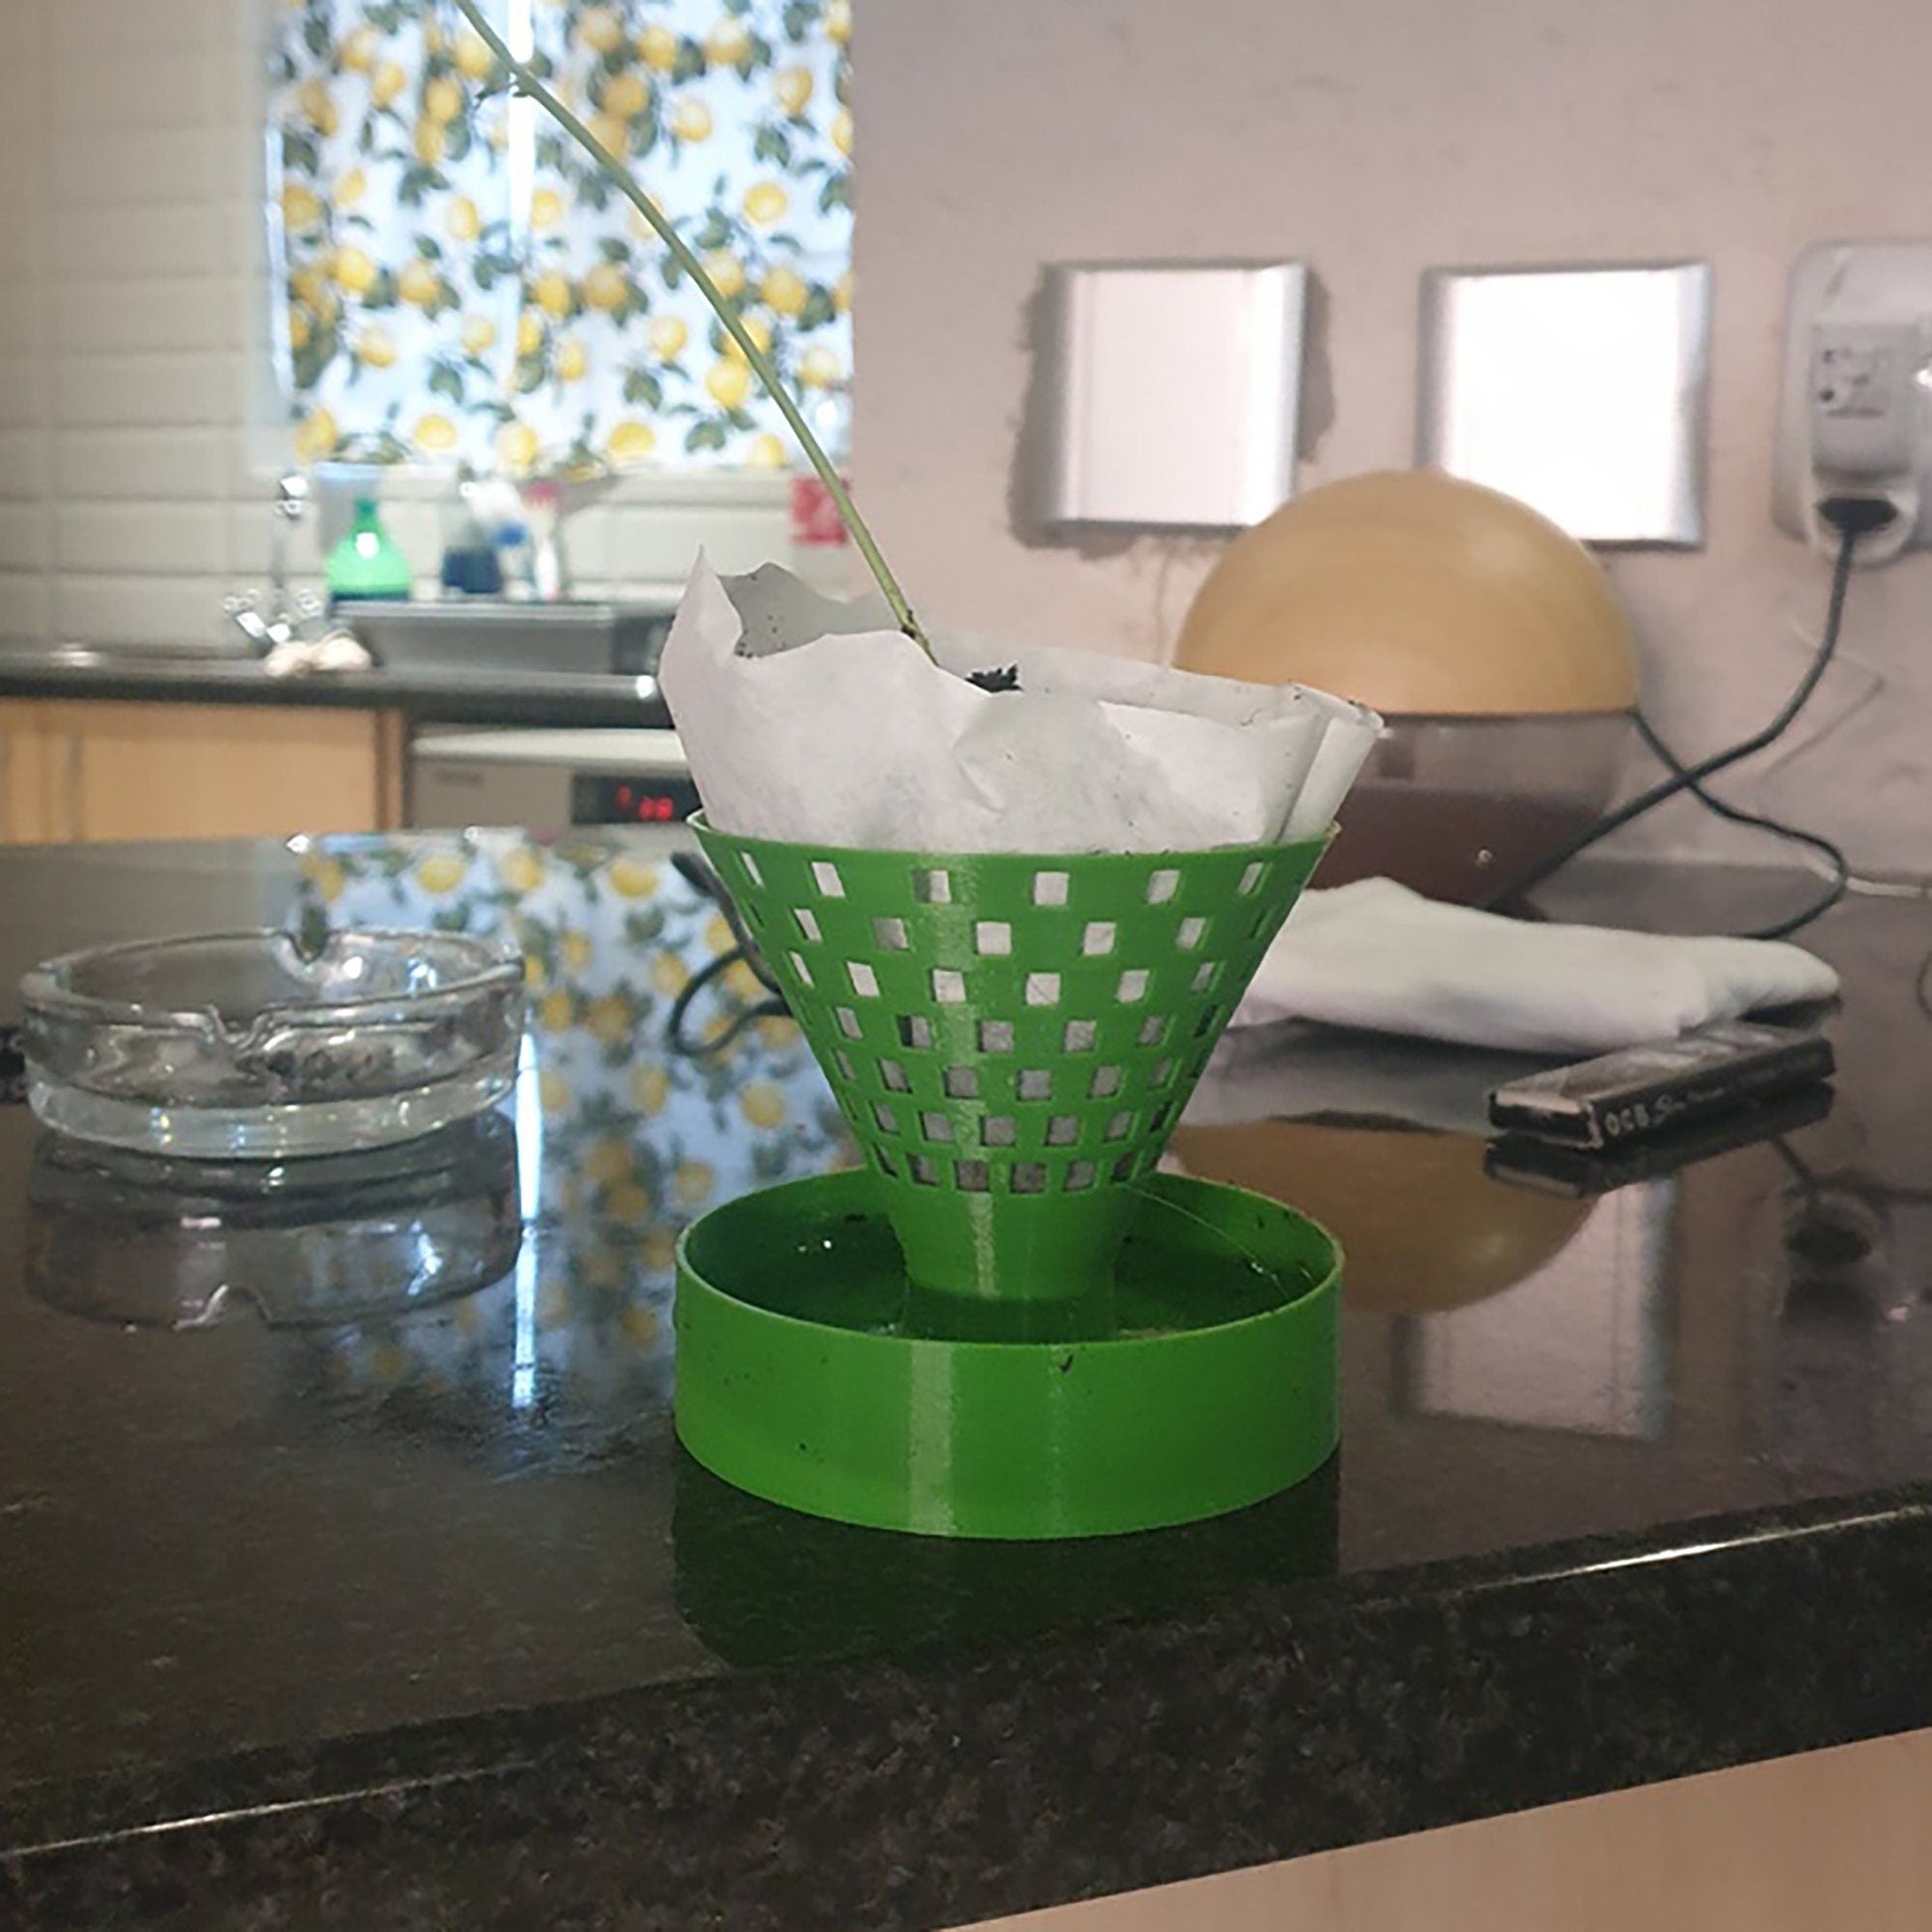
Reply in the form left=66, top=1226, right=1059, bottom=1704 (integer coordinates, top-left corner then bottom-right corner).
left=658, top=559, right=1379, bottom=855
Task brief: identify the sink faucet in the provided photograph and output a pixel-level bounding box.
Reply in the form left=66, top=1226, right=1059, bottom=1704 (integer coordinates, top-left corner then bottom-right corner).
left=224, top=473, right=324, bottom=653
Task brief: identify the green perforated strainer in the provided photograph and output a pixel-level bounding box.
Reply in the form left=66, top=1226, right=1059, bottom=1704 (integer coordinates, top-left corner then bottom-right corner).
left=691, top=815, right=1328, bottom=1303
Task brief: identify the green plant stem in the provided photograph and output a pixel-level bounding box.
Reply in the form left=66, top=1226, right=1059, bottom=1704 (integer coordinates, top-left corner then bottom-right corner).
left=448, top=0, right=929, bottom=657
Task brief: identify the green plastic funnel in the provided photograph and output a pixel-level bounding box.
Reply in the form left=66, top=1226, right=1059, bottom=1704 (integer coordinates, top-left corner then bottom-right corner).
left=691, top=815, right=1328, bottom=1304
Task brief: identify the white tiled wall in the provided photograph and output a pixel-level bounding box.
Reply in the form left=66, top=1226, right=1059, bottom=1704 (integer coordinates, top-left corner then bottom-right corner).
left=0, top=0, right=809, bottom=657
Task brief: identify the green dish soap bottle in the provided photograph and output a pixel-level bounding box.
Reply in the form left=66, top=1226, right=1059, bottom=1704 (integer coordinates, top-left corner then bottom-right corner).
left=327, top=496, right=413, bottom=604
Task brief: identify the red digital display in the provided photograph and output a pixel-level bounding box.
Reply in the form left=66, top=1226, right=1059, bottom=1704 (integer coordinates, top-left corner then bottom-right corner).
left=613, top=783, right=678, bottom=823
left=573, top=773, right=699, bottom=825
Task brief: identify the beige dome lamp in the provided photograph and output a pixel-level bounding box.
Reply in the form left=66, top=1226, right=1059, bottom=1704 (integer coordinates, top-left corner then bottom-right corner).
left=1175, top=470, right=1640, bottom=903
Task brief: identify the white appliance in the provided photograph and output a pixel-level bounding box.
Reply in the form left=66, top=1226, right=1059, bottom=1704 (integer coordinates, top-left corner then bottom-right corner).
left=1773, top=240, right=1932, bottom=564
left=409, top=728, right=697, bottom=853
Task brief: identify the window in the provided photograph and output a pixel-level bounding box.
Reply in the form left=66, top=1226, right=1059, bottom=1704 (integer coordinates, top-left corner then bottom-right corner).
left=268, top=0, right=853, bottom=476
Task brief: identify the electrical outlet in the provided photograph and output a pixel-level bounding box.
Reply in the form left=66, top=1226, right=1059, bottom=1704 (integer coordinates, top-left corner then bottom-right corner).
left=1809, top=322, right=1920, bottom=478
left=1774, top=243, right=1932, bottom=562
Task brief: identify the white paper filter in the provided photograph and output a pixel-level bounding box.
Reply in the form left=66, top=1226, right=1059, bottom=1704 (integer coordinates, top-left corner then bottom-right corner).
left=658, top=559, right=1379, bottom=856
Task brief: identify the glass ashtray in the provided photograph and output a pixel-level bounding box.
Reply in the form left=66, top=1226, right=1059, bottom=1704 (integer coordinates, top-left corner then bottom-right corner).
left=20, top=927, right=525, bottom=1158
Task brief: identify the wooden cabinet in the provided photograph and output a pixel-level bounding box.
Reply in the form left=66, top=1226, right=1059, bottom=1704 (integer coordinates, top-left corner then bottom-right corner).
left=964, top=1728, right=1932, bottom=1932
left=0, top=699, right=405, bottom=845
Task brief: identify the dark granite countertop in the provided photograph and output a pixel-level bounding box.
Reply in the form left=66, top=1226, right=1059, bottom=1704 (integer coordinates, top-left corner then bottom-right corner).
left=0, top=651, right=672, bottom=729
left=1, top=835, right=1930, bottom=1929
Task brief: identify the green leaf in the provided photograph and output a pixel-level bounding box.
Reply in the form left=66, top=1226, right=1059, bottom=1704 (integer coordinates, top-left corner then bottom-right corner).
left=797, top=287, right=835, bottom=331
left=685, top=419, right=730, bottom=453
left=366, top=266, right=398, bottom=307
left=673, top=40, right=706, bottom=82
left=598, top=236, right=632, bottom=263
left=296, top=901, right=331, bottom=956
left=469, top=398, right=517, bottom=422
left=753, top=124, right=791, bottom=166
left=429, top=362, right=466, bottom=404
left=694, top=210, right=733, bottom=251
left=415, top=234, right=443, bottom=259
left=818, top=172, right=850, bottom=213
left=782, top=1, right=816, bottom=43
left=514, top=350, right=547, bottom=394
left=303, top=12, right=330, bottom=58
left=474, top=256, right=497, bottom=290
left=581, top=172, right=613, bottom=210
left=661, top=255, right=683, bottom=288
left=281, top=128, right=320, bottom=175
left=356, top=117, right=377, bottom=156
left=621, top=366, right=664, bottom=408
left=535, top=131, right=565, bottom=170
left=290, top=337, right=332, bottom=391
left=445, top=117, right=473, bottom=164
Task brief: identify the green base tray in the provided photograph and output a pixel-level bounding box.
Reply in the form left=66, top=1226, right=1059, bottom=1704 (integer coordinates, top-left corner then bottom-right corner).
left=674, top=1171, right=1340, bottom=1541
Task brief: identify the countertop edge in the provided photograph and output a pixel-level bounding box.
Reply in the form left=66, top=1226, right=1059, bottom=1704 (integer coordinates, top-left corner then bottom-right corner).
left=6, top=1483, right=1931, bottom=1929
left=0, top=661, right=670, bottom=730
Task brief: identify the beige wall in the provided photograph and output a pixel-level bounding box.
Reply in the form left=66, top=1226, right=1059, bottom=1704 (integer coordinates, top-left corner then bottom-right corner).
left=853, top=0, right=1932, bottom=869
left=0, top=0, right=792, bottom=658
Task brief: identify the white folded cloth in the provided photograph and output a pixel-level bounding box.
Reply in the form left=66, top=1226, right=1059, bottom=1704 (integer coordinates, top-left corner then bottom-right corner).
left=1234, top=878, right=1840, bottom=1055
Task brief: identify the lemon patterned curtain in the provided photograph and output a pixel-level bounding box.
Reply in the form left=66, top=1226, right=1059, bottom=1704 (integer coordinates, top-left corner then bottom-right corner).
left=270, top=0, right=853, bottom=476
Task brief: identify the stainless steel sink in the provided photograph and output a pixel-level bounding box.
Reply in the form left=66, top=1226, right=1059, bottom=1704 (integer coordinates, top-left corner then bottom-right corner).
left=344, top=600, right=675, bottom=679
left=0, top=598, right=677, bottom=685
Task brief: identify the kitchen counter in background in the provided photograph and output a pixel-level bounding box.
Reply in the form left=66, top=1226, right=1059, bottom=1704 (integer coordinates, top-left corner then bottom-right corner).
left=2, top=836, right=1931, bottom=1930
left=0, top=649, right=674, bottom=731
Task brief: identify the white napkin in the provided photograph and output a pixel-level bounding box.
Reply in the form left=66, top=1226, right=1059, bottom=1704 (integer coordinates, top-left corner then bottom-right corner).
left=262, top=629, right=372, bottom=678
left=658, top=559, right=1379, bottom=855
left=1233, top=878, right=1840, bottom=1054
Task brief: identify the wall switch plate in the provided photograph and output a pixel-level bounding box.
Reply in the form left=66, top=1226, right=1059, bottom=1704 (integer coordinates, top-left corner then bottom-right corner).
left=1774, top=242, right=1932, bottom=560
left=1418, top=260, right=1713, bottom=547
left=1036, top=261, right=1308, bottom=530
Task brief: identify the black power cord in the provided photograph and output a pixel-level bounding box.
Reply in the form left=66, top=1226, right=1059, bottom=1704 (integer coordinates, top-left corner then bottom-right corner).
left=1632, top=713, right=1848, bottom=940
left=666, top=850, right=789, bottom=1057
left=1479, top=493, right=1899, bottom=925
